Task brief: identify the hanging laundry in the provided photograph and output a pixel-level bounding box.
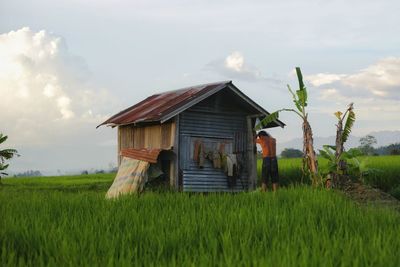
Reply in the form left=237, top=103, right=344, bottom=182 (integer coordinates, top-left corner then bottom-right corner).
left=198, top=142, right=205, bottom=168
left=193, top=140, right=200, bottom=161
left=213, top=150, right=221, bottom=169
left=219, top=142, right=226, bottom=154
left=225, top=154, right=238, bottom=188
left=221, top=154, right=228, bottom=170
left=225, top=154, right=237, bottom=177
left=193, top=140, right=205, bottom=168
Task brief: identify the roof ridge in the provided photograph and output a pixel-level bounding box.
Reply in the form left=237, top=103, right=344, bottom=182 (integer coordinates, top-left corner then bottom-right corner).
left=153, top=80, right=231, bottom=95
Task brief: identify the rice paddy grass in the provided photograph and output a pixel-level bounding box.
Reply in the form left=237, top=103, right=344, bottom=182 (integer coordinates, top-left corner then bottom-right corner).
left=1, top=168, right=400, bottom=266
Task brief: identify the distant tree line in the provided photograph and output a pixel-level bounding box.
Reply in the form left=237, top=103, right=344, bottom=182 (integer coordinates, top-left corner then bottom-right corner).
left=374, top=143, right=400, bottom=155
left=281, top=148, right=303, bottom=158
left=14, top=170, right=43, bottom=177
left=280, top=135, right=400, bottom=158
left=357, top=135, right=399, bottom=156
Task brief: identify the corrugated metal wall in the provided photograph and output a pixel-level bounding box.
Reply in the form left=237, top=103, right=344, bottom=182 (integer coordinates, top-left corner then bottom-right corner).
left=179, top=90, right=249, bottom=192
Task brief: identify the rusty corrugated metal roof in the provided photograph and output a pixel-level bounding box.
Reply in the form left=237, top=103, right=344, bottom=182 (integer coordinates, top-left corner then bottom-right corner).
left=120, top=148, right=163, bottom=163
left=97, top=81, right=285, bottom=128
left=97, top=81, right=229, bottom=128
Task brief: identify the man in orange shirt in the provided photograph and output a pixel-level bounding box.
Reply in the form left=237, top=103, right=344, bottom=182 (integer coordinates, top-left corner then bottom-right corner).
left=255, top=131, right=279, bottom=192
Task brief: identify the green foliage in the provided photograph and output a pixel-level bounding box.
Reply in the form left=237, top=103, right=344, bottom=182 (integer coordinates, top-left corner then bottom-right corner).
left=259, top=156, right=400, bottom=199
left=256, top=67, right=308, bottom=130
left=342, top=108, right=355, bottom=143
left=346, top=148, right=364, bottom=157
left=359, top=135, right=378, bottom=155
left=375, top=143, right=400, bottom=155
left=281, top=148, right=303, bottom=158
left=295, top=67, right=305, bottom=90
left=360, top=156, right=400, bottom=193
left=295, top=67, right=308, bottom=109
left=255, top=110, right=281, bottom=130
left=318, top=145, right=338, bottom=175
left=1, top=176, right=400, bottom=266
left=0, top=133, right=19, bottom=179
left=390, top=185, right=400, bottom=200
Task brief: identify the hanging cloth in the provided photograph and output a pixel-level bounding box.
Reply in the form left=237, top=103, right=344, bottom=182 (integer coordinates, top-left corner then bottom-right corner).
left=106, top=157, right=150, bottom=199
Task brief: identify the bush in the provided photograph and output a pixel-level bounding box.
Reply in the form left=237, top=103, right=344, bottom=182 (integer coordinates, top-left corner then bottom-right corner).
left=281, top=148, right=303, bottom=158
left=389, top=185, right=400, bottom=200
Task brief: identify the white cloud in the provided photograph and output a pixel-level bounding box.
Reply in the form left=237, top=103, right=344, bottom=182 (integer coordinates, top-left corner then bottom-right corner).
left=223, top=51, right=262, bottom=80
left=306, top=57, right=400, bottom=100
left=225, top=51, right=246, bottom=72
left=206, top=51, right=280, bottom=83
left=342, top=57, right=400, bottom=97
left=305, top=58, right=400, bottom=135
left=0, top=27, right=119, bottom=147
left=319, top=88, right=343, bottom=100
left=306, top=73, right=346, bottom=87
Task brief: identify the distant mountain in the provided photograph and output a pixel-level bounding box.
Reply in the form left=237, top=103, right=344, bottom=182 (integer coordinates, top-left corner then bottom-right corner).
left=277, top=130, right=400, bottom=154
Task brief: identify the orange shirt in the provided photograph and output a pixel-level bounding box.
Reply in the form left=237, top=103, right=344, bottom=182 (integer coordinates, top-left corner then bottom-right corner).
left=256, top=136, right=276, bottom=158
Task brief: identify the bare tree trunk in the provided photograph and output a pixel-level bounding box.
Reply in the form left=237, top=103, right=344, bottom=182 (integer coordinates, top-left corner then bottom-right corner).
left=334, top=120, right=343, bottom=187
left=335, top=120, right=343, bottom=158
left=302, top=118, right=319, bottom=186
left=335, top=119, right=348, bottom=187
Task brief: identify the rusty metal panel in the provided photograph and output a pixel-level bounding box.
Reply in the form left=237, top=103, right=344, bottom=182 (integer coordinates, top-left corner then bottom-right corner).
left=120, top=148, right=162, bottom=163
left=98, top=81, right=230, bottom=127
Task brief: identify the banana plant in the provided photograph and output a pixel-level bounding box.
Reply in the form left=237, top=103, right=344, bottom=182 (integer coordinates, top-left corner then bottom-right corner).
left=256, top=67, right=320, bottom=186
left=0, top=133, right=19, bottom=183
left=331, top=103, right=355, bottom=187
left=319, top=145, right=380, bottom=185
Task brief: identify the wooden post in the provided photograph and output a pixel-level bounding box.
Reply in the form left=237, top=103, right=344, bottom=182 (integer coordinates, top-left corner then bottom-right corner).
left=173, top=115, right=180, bottom=190
left=247, top=116, right=257, bottom=190
left=117, top=126, right=121, bottom=166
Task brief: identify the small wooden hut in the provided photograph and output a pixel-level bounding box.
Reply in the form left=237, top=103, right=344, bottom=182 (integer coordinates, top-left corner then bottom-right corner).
left=97, top=81, right=284, bottom=192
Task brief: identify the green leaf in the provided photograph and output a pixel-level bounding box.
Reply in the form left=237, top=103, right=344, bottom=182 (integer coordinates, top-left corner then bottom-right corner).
left=323, top=145, right=336, bottom=151
left=0, top=163, right=9, bottom=171
left=319, top=146, right=335, bottom=161
left=0, top=134, right=7, bottom=144
left=318, top=149, right=331, bottom=160
left=342, top=110, right=355, bottom=143
left=287, top=84, right=297, bottom=100
left=294, top=67, right=308, bottom=109
left=287, top=85, right=303, bottom=113
left=296, top=88, right=308, bottom=107
left=255, top=111, right=280, bottom=130
left=296, top=67, right=305, bottom=90
left=0, top=149, right=19, bottom=160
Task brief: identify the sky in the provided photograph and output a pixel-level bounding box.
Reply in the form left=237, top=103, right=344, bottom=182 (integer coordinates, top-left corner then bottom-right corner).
left=1, top=0, right=399, bottom=174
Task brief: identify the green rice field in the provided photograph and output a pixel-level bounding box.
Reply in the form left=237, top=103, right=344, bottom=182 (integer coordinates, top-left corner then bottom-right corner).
left=259, top=155, right=400, bottom=198
left=1, top=156, right=400, bottom=266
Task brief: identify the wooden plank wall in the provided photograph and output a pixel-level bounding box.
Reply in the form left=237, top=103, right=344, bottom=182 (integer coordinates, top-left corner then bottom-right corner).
left=117, top=122, right=176, bottom=164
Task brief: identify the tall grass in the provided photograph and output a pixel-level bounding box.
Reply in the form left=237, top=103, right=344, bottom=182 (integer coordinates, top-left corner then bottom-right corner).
left=360, top=156, right=400, bottom=192
left=2, top=173, right=114, bottom=192
left=259, top=156, right=400, bottom=194
left=1, top=185, right=400, bottom=266
left=257, top=157, right=328, bottom=186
